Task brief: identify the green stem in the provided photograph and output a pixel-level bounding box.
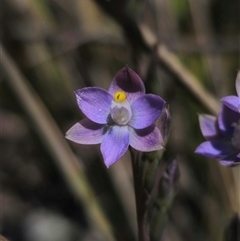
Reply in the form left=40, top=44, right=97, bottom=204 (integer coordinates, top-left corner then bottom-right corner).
left=130, top=148, right=150, bottom=241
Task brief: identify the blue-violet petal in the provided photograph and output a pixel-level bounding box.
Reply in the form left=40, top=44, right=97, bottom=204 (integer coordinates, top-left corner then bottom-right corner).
left=75, top=87, right=113, bottom=124
left=129, top=125, right=163, bottom=152
left=100, top=125, right=129, bottom=168
left=198, top=114, right=220, bottom=140
left=219, top=160, right=240, bottom=167
left=221, top=96, right=240, bottom=113
left=219, top=153, right=240, bottom=167
left=195, top=140, right=236, bottom=158
left=65, top=118, right=105, bottom=144
left=129, top=94, right=166, bottom=129
left=218, top=105, right=240, bottom=138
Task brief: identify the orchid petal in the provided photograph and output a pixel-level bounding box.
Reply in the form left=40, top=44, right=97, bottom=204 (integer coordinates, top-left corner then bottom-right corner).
left=129, top=94, right=166, bottom=129
left=219, top=153, right=240, bottom=166
left=75, top=87, right=112, bottom=124
left=109, top=67, right=145, bottom=103
left=198, top=114, right=220, bottom=140
left=100, top=125, right=129, bottom=168
left=129, top=125, right=163, bottom=152
left=219, top=160, right=240, bottom=167
left=221, top=96, right=240, bottom=113
left=219, top=155, right=240, bottom=167
left=236, top=71, right=240, bottom=97
left=195, top=141, right=236, bottom=158
left=218, top=105, right=240, bottom=137
left=65, top=118, right=105, bottom=144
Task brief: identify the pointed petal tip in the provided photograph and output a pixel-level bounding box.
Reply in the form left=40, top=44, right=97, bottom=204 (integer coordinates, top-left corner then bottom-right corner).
left=194, top=145, right=202, bottom=155
left=221, top=96, right=240, bottom=113
left=109, top=67, right=145, bottom=103
left=102, top=151, right=126, bottom=168
left=65, top=119, right=105, bottom=145
left=194, top=142, right=212, bottom=156
left=105, top=163, right=110, bottom=168
left=198, top=114, right=219, bottom=140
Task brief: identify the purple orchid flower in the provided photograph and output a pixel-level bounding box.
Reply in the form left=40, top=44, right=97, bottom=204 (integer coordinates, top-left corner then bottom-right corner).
left=221, top=71, right=240, bottom=113
left=195, top=105, right=240, bottom=167
left=66, top=67, right=166, bottom=167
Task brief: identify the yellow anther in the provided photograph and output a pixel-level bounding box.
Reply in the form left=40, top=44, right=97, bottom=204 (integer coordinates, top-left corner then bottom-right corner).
left=113, top=91, right=127, bottom=102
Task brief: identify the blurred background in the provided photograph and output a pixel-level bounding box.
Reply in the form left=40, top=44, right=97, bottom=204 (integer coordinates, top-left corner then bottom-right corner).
left=1, top=0, right=240, bottom=240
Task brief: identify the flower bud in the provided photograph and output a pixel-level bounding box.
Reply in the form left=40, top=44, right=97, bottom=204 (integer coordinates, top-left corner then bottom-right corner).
left=155, top=103, right=171, bottom=146
left=158, top=159, right=180, bottom=198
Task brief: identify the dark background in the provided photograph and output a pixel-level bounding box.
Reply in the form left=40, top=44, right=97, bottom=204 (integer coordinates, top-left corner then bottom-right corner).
left=1, top=0, right=240, bottom=240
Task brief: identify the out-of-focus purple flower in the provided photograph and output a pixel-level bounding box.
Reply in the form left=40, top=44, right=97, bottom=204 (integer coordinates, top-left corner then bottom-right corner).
left=195, top=105, right=240, bottom=167
left=66, top=67, right=166, bottom=167
left=221, top=71, right=240, bottom=113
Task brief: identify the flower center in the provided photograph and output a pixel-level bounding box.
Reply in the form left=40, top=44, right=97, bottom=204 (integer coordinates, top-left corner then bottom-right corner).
left=114, top=91, right=127, bottom=102
left=110, top=91, right=132, bottom=125
left=111, top=106, right=131, bottom=125
left=231, top=120, right=240, bottom=149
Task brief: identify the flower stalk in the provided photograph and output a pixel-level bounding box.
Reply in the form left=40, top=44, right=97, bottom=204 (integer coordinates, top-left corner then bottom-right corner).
left=65, top=66, right=170, bottom=240
left=130, top=148, right=150, bottom=241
